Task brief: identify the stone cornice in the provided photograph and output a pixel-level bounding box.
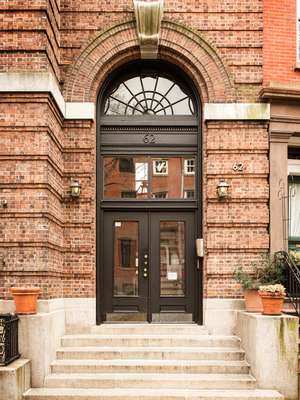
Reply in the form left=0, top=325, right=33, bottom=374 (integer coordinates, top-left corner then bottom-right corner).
left=260, top=81, right=300, bottom=101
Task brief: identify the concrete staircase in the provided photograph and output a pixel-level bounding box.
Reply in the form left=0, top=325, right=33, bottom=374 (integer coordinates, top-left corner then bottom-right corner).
left=23, top=324, right=283, bottom=400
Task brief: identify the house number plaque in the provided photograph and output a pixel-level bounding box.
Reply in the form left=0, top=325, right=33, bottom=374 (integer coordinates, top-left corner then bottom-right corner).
left=143, top=134, right=156, bottom=144
left=232, top=162, right=244, bottom=172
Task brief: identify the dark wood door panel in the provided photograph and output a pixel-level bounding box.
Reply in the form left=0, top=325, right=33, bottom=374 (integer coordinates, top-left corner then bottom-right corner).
left=149, top=212, right=196, bottom=317
left=103, top=212, right=149, bottom=316
left=102, top=210, right=197, bottom=321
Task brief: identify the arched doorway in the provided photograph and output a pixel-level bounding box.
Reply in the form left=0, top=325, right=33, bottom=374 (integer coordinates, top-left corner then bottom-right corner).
left=96, top=60, right=202, bottom=323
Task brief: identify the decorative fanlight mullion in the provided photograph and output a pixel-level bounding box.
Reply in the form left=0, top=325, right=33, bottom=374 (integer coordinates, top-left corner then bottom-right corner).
left=110, top=95, right=143, bottom=114
left=140, top=77, right=149, bottom=110
left=123, top=82, right=147, bottom=113
left=103, top=73, right=195, bottom=116
left=150, top=77, right=159, bottom=110
left=155, top=95, right=190, bottom=115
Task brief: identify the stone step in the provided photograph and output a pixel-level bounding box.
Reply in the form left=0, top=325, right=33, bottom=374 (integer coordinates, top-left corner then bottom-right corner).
left=23, top=388, right=284, bottom=400
left=50, top=359, right=250, bottom=374
left=91, top=324, right=209, bottom=335
left=56, top=346, right=245, bottom=361
left=44, top=372, right=256, bottom=390
left=61, top=334, right=240, bottom=348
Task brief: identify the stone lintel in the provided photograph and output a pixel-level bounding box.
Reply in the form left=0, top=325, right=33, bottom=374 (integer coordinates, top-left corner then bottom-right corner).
left=204, top=103, right=270, bottom=121
left=133, top=0, right=164, bottom=59
left=0, top=72, right=95, bottom=120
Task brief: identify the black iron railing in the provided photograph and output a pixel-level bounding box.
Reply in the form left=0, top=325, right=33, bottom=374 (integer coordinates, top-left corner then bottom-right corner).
left=276, top=250, right=300, bottom=317
left=0, top=314, right=20, bottom=365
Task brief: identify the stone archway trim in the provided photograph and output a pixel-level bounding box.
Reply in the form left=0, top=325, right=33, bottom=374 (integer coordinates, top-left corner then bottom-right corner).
left=63, top=19, right=236, bottom=104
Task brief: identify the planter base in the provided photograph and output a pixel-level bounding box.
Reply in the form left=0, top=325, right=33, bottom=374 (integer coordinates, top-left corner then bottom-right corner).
left=259, top=292, right=284, bottom=316
left=10, top=287, right=40, bottom=315
left=244, top=289, right=263, bottom=312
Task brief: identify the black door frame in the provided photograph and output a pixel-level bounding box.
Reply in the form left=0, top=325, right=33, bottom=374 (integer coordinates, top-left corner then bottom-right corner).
left=96, top=60, right=203, bottom=324
left=102, top=210, right=197, bottom=322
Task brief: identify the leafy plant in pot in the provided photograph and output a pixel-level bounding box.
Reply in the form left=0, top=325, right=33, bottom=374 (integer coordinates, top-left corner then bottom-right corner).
left=234, top=253, right=286, bottom=313
left=234, top=266, right=263, bottom=312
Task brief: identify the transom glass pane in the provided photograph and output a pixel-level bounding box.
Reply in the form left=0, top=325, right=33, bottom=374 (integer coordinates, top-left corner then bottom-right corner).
left=103, top=74, right=195, bottom=116
left=103, top=156, right=196, bottom=200
left=160, top=221, right=185, bottom=297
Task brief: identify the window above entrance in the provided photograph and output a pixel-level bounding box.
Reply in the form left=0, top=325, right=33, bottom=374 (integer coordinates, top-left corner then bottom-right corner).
left=103, top=156, right=196, bottom=200
left=102, top=69, right=196, bottom=116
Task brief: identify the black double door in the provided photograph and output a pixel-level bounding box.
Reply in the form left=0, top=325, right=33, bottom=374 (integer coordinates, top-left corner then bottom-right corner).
left=102, top=211, right=197, bottom=322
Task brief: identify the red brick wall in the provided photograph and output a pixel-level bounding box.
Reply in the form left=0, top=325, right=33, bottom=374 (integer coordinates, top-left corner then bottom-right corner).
left=204, top=121, right=269, bottom=297
left=263, top=0, right=300, bottom=84
left=0, top=1, right=270, bottom=300
left=0, top=0, right=61, bottom=81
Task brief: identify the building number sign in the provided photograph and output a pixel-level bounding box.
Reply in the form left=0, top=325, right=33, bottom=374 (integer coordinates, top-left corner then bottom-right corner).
left=232, top=162, right=244, bottom=172
left=143, top=134, right=156, bottom=144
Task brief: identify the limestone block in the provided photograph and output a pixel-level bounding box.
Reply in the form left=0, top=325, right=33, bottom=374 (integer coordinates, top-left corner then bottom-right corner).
left=0, top=359, right=30, bottom=400
left=204, top=299, right=245, bottom=335
left=236, top=311, right=298, bottom=400
left=18, top=309, right=65, bottom=387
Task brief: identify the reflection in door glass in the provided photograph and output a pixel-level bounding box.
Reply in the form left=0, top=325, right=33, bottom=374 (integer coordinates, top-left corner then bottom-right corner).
left=114, top=221, right=139, bottom=297
left=160, top=221, right=185, bottom=297
left=103, top=156, right=195, bottom=199
left=103, top=157, right=148, bottom=199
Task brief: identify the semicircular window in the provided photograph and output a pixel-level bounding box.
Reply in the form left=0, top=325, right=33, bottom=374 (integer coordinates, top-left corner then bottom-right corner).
left=103, top=74, right=196, bottom=116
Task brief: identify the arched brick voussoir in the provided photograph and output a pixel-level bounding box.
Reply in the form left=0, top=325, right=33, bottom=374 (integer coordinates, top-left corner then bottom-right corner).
left=160, top=20, right=235, bottom=102
left=64, top=20, right=138, bottom=102
left=64, top=19, right=236, bottom=103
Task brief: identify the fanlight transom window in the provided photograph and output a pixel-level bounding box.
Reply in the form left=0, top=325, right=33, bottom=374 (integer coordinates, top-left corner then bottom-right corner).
left=103, top=74, right=195, bottom=116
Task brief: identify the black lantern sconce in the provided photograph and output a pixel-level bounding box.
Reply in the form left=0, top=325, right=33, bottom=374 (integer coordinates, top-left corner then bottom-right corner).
left=217, top=179, right=230, bottom=200
left=70, top=180, right=81, bottom=198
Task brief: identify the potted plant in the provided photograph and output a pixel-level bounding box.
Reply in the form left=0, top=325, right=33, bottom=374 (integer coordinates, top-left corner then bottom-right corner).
left=234, top=266, right=263, bottom=312
left=234, top=253, right=286, bottom=313
left=258, top=284, right=286, bottom=315
left=10, top=287, right=40, bottom=315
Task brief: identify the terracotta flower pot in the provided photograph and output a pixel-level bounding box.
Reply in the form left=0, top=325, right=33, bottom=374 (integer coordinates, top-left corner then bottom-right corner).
left=244, top=289, right=263, bottom=312
left=258, top=292, right=284, bottom=316
left=10, top=287, right=40, bottom=315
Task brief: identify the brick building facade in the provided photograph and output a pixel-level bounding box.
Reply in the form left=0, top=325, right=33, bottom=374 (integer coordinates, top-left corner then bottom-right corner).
left=1, top=1, right=300, bottom=399
left=0, top=0, right=298, bottom=325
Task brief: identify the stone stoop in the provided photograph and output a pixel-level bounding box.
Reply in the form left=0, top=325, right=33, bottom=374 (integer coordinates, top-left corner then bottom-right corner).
left=23, top=324, right=283, bottom=400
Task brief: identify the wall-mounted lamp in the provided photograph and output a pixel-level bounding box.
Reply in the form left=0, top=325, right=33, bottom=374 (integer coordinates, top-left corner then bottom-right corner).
left=70, top=180, right=81, bottom=198
left=217, top=179, right=230, bottom=200
left=0, top=199, right=7, bottom=208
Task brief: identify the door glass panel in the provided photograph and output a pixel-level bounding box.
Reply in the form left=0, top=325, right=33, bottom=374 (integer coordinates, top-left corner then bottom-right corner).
left=152, top=158, right=195, bottom=199
left=103, top=156, right=195, bottom=200
left=160, top=221, right=185, bottom=297
left=114, top=221, right=139, bottom=297
left=104, top=157, right=149, bottom=199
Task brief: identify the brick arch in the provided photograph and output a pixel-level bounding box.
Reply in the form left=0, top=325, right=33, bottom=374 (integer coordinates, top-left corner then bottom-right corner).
left=64, top=19, right=236, bottom=103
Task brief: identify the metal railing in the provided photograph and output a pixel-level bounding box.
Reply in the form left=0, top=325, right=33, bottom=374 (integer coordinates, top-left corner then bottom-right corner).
left=276, top=251, right=300, bottom=318
left=0, top=314, right=20, bottom=366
